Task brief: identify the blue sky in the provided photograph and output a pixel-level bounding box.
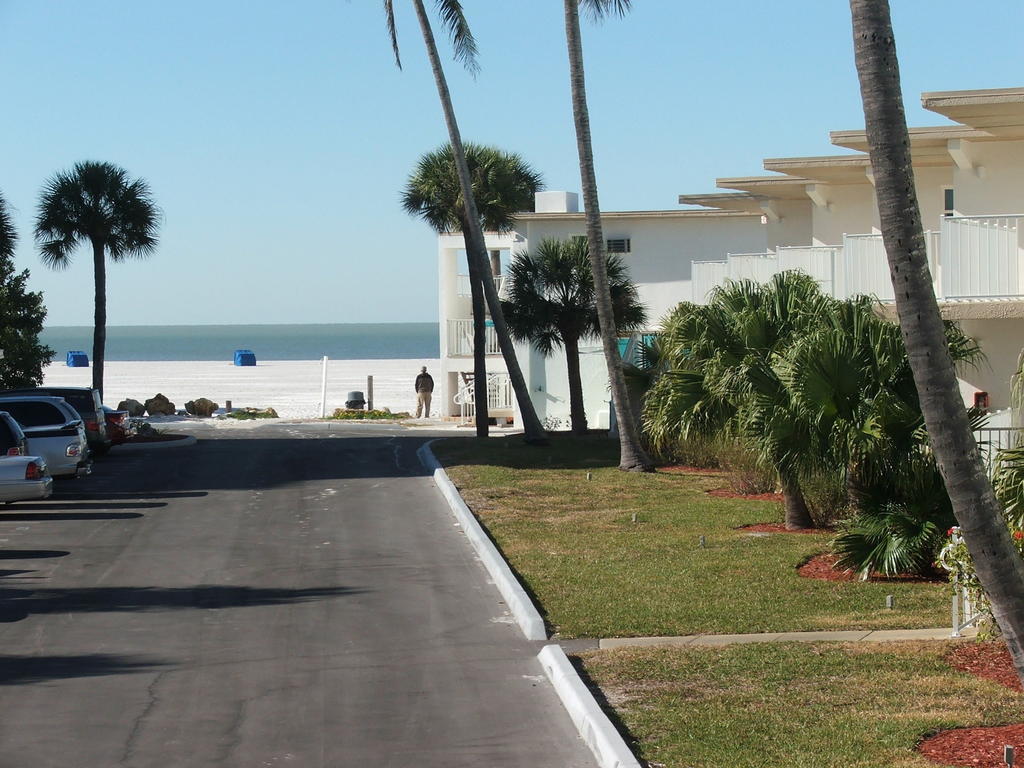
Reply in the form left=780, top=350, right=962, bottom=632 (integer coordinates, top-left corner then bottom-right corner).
left=1, top=1, right=1021, bottom=326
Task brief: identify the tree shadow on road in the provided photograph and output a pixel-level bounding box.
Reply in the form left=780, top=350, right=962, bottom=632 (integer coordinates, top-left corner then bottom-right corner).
left=0, top=654, right=169, bottom=685
left=0, top=584, right=368, bottom=623
left=0, top=512, right=144, bottom=522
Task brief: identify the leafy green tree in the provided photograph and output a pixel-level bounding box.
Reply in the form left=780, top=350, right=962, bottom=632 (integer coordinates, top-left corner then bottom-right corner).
left=850, top=0, right=1024, bottom=684
left=384, top=0, right=547, bottom=443
left=562, top=0, right=651, bottom=470
left=35, top=161, right=159, bottom=398
left=402, top=143, right=542, bottom=436
left=0, top=193, right=52, bottom=388
left=503, top=237, right=646, bottom=435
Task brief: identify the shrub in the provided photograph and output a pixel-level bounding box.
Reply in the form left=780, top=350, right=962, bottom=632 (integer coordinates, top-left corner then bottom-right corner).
left=648, top=432, right=722, bottom=469
left=329, top=408, right=411, bottom=420
left=801, top=469, right=850, bottom=528
left=224, top=407, right=278, bottom=420
left=716, top=440, right=776, bottom=495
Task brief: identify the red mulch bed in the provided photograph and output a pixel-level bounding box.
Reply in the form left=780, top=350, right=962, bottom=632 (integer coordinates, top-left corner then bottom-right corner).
left=738, top=522, right=820, bottom=534
left=947, top=642, right=1022, bottom=692
left=708, top=488, right=784, bottom=501
left=916, top=644, right=1024, bottom=766
left=796, top=552, right=941, bottom=583
left=919, top=724, right=1024, bottom=767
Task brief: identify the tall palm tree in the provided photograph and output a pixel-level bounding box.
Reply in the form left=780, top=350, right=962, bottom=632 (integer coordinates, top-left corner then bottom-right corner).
left=563, top=0, right=651, bottom=471
left=503, top=236, right=646, bottom=435
left=850, top=0, right=1024, bottom=684
left=384, top=0, right=547, bottom=443
left=402, top=143, right=543, bottom=436
left=35, top=161, right=159, bottom=398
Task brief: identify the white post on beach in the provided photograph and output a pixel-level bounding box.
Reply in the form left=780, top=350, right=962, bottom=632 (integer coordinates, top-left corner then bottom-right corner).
left=367, top=376, right=373, bottom=411
left=320, top=356, right=328, bottom=418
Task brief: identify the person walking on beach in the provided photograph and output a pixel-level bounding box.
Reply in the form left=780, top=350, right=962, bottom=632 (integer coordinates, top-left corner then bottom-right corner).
left=415, top=366, right=434, bottom=419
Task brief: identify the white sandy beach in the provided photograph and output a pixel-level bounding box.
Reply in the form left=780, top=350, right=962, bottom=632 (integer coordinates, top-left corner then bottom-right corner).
left=42, top=358, right=441, bottom=419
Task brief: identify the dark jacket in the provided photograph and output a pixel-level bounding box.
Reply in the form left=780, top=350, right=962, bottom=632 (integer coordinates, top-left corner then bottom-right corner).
left=415, top=373, right=434, bottom=393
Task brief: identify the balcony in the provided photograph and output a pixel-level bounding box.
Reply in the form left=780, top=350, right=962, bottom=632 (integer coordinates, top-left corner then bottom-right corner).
left=446, top=318, right=501, bottom=357
left=455, top=273, right=509, bottom=299
left=691, top=214, right=1024, bottom=306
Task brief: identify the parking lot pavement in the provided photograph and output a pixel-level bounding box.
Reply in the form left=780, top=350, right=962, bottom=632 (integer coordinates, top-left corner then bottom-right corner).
left=0, top=423, right=594, bottom=768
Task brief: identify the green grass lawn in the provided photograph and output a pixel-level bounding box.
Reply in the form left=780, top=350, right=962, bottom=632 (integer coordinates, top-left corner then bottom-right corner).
left=433, top=435, right=949, bottom=638
left=578, top=641, right=1023, bottom=768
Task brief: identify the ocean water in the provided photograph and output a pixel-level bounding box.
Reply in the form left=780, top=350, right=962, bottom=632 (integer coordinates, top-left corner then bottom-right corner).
left=40, top=323, right=440, bottom=362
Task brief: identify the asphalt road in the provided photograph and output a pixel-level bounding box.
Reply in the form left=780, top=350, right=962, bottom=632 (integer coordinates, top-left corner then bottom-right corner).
left=0, top=422, right=595, bottom=768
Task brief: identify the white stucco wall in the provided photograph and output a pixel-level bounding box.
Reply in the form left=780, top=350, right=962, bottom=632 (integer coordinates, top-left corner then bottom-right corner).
left=764, top=199, right=813, bottom=250
left=954, top=318, right=1024, bottom=411
left=810, top=184, right=879, bottom=245
left=952, top=140, right=1024, bottom=217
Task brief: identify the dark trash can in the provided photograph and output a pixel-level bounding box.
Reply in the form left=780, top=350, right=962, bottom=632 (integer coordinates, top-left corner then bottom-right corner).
left=233, top=349, right=256, bottom=366
left=345, top=391, right=365, bottom=409
left=66, top=351, right=89, bottom=367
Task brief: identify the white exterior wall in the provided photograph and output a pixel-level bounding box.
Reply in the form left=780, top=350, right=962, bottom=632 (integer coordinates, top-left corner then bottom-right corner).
left=952, top=140, right=1024, bottom=216
left=915, top=166, right=956, bottom=229
left=810, top=184, right=879, bottom=245
left=955, top=318, right=1024, bottom=411
left=764, top=199, right=813, bottom=249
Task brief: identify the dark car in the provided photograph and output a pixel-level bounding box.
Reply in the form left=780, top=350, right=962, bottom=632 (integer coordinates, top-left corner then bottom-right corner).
left=0, top=387, right=111, bottom=455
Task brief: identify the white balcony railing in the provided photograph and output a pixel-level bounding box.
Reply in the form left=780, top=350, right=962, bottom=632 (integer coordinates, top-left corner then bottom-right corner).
left=455, top=274, right=508, bottom=299
left=453, top=373, right=514, bottom=422
left=941, top=215, right=1024, bottom=299
left=777, top=246, right=841, bottom=296
left=446, top=318, right=501, bottom=357
left=689, top=214, right=1023, bottom=307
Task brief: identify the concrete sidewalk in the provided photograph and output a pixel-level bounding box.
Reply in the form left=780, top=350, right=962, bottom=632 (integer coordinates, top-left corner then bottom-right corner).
left=596, top=626, right=974, bottom=650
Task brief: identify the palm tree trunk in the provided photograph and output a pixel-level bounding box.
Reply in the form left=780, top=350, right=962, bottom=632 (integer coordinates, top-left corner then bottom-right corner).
left=563, top=334, right=588, bottom=435
left=411, top=0, right=547, bottom=445
left=461, top=226, right=490, bottom=437
left=91, top=239, right=106, bottom=399
left=563, top=0, right=652, bottom=471
left=851, top=0, right=1024, bottom=686
left=780, top=473, right=813, bottom=530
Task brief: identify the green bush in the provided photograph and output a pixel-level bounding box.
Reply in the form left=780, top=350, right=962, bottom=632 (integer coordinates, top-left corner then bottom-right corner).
left=649, top=432, right=722, bottom=469
left=801, top=469, right=850, bottom=528
left=715, top=440, right=776, bottom=495
left=224, top=407, right=278, bottom=420
left=329, top=408, right=411, bottom=420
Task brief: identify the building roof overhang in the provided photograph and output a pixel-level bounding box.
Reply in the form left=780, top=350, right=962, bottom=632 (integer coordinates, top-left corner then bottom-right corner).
left=762, top=154, right=873, bottom=185
left=515, top=208, right=761, bottom=222
left=714, top=175, right=813, bottom=200
left=922, top=87, right=1024, bottom=138
left=677, top=192, right=766, bottom=213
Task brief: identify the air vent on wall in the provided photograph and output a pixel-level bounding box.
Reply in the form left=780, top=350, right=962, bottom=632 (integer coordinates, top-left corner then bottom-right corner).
left=606, top=238, right=631, bottom=253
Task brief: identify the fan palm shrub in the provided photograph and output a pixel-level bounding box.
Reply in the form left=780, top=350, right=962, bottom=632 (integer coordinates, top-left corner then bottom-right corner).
left=502, top=237, right=645, bottom=435
left=644, top=272, right=833, bottom=529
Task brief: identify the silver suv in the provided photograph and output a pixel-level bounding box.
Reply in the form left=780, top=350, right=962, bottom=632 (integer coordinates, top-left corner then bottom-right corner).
left=0, top=396, right=90, bottom=477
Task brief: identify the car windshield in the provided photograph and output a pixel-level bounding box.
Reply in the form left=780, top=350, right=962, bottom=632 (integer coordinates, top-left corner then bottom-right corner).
left=0, top=402, right=68, bottom=427
left=0, top=416, right=21, bottom=452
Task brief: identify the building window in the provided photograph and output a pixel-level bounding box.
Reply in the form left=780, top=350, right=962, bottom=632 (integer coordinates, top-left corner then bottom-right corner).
left=606, top=238, right=631, bottom=254
left=943, top=187, right=955, bottom=217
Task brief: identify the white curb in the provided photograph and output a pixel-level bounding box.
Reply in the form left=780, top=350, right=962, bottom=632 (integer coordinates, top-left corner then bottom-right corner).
left=538, top=644, right=642, bottom=768
left=113, top=434, right=198, bottom=453
left=417, top=441, right=547, bottom=642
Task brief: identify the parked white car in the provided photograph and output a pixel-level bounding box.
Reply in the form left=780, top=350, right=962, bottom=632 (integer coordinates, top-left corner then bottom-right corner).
left=0, top=397, right=90, bottom=478
left=0, top=455, right=53, bottom=503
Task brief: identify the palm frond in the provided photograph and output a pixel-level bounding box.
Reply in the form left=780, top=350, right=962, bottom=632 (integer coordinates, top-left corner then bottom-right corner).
left=384, top=0, right=402, bottom=69
left=579, top=0, right=632, bottom=21
left=434, top=0, right=479, bottom=74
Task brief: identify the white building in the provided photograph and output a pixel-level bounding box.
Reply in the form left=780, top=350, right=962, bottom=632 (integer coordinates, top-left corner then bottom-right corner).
left=437, top=86, right=1024, bottom=427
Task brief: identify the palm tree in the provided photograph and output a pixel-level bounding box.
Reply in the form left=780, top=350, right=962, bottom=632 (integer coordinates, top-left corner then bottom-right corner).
left=850, top=0, right=1024, bottom=684
left=35, top=161, right=159, bottom=398
left=563, top=0, right=651, bottom=470
left=0, top=193, right=14, bottom=261
left=384, top=0, right=547, bottom=444
left=402, top=143, right=542, bottom=437
left=503, top=237, right=646, bottom=435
